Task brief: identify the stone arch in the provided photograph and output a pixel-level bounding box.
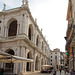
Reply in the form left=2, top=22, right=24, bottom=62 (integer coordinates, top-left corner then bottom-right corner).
left=35, top=56, right=39, bottom=71
left=26, top=51, right=32, bottom=71
left=28, top=24, right=34, bottom=41
left=7, top=18, right=17, bottom=36
left=5, top=49, right=15, bottom=72
left=36, top=35, right=39, bottom=46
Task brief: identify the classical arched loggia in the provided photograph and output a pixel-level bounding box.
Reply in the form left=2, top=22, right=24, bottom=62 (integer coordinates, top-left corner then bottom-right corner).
left=8, top=20, right=17, bottom=36
left=26, top=52, right=32, bottom=71
left=5, top=49, right=15, bottom=72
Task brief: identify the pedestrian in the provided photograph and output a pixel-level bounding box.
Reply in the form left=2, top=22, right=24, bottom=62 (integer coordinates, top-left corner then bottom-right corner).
left=52, top=69, right=56, bottom=75
left=60, top=69, right=61, bottom=74
left=70, top=68, right=74, bottom=75
left=64, top=69, right=66, bottom=74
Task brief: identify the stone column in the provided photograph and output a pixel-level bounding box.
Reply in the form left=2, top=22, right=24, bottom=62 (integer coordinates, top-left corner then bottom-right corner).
left=32, top=51, right=35, bottom=72
left=4, top=26, right=5, bottom=37
left=19, top=13, right=25, bottom=35
left=33, top=33, right=35, bottom=44
left=25, top=15, right=28, bottom=36
left=43, top=44, right=45, bottom=53
left=17, top=22, right=20, bottom=36
left=4, top=26, right=7, bottom=37
left=1, top=15, right=5, bottom=37
left=17, top=46, right=21, bottom=73
left=30, top=51, right=34, bottom=72
left=20, top=46, right=25, bottom=73
left=6, top=26, right=8, bottom=37
left=34, top=27, right=36, bottom=45
left=39, top=37, right=41, bottom=50
left=13, top=49, right=17, bottom=74
left=22, top=14, right=26, bottom=35
left=39, top=58, right=41, bottom=71
left=24, top=47, right=26, bottom=73
left=31, top=33, right=33, bottom=43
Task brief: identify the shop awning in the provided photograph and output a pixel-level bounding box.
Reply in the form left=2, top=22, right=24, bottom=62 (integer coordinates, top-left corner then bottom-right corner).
left=0, top=51, right=33, bottom=63
left=42, top=65, right=53, bottom=67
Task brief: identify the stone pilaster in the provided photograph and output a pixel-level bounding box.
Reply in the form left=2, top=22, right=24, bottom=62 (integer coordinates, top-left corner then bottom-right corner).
left=20, top=46, right=25, bottom=73
left=32, top=51, right=35, bottom=72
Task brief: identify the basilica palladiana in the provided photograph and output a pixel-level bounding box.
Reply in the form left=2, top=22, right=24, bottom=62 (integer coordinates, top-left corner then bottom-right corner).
left=0, top=0, right=50, bottom=74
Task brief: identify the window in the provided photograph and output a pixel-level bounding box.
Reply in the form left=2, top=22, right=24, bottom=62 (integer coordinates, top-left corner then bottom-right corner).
left=51, top=56, right=52, bottom=58
left=0, top=21, right=1, bottom=23
left=55, top=56, right=57, bottom=59
left=8, top=20, right=17, bottom=36
left=56, top=60, right=57, bottom=63
left=51, top=60, right=52, bottom=62
left=51, top=63, right=52, bottom=65
left=55, top=52, right=57, bottom=54
left=28, top=27, right=31, bottom=40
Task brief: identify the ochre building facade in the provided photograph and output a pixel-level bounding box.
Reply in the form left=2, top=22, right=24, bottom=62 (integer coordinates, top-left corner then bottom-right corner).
left=65, top=0, right=75, bottom=70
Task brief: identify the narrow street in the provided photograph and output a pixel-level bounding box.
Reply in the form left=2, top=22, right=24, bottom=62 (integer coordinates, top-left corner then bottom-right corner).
left=25, top=71, right=70, bottom=75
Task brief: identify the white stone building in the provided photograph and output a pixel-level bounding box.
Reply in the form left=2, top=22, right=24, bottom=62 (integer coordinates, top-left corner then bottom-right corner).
left=50, top=48, right=64, bottom=70
left=0, top=0, right=50, bottom=74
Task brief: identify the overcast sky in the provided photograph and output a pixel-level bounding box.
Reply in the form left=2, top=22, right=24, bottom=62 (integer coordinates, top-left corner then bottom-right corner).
left=0, top=0, right=68, bottom=52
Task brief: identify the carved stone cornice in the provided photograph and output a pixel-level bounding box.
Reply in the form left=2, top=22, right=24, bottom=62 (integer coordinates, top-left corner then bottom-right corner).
left=0, top=36, right=49, bottom=59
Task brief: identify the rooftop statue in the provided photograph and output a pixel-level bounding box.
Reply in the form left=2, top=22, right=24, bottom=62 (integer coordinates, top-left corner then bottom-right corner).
left=25, top=0, right=29, bottom=7
left=22, top=0, right=25, bottom=5
left=2, top=3, right=6, bottom=11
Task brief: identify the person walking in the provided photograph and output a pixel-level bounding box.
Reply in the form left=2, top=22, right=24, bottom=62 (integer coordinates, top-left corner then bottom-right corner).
left=59, top=69, right=61, bottom=75
left=52, top=69, right=56, bottom=75
left=64, top=69, right=66, bottom=74
left=70, top=68, right=75, bottom=75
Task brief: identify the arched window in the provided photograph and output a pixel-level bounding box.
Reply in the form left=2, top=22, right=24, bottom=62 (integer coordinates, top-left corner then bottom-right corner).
left=8, top=20, right=17, bottom=36
left=28, top=26, right=31, bottom=40
left=28, top=25, right=33, bottom=41
left=36, top=35, right=39, bottom=46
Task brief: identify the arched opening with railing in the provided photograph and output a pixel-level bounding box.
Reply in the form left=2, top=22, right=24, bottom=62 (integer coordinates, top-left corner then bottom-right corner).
left=8, top=19, right=17, bottom=37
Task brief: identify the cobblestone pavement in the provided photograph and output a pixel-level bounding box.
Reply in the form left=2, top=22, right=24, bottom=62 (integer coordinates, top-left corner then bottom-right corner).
left=25, top=71, right=70, bottom=75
